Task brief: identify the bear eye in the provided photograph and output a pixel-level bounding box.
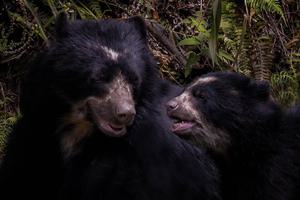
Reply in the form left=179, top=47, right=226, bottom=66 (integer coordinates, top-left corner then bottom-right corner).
left=193, top=90, right=207, bottom=100
left=91, top=77, right=105, bottom=84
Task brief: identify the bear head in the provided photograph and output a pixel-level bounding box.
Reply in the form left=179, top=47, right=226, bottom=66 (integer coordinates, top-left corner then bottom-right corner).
left=166, top=72, right=281, bottom=155
left=20, top=15, right=158, bottom=157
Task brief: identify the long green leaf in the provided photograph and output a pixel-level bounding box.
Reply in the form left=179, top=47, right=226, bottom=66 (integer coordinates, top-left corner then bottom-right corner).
left=23, top=0, right=48, bottom=42
left=209, top=0, right=222, bottom=67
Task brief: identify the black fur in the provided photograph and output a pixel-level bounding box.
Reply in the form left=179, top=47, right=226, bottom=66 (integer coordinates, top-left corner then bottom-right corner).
left=0, top=16, right=221, bottom=200
left=173, top=72, right=300, bottom=200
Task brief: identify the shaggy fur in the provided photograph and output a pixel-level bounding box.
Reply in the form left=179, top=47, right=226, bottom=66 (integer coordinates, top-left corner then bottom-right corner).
left=167, top=72, right=300, bottom=200
left=0, top=16, right=221, bottom=200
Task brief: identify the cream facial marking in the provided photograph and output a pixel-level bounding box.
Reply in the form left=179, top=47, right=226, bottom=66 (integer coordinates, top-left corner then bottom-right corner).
left=170, top=89, right=231, bottom=154
left=100, top=46, right=120, bottom=61
left=189, top=76, right=218, bottom=89
left=179, top=86, right=231, bottom=153
left=176, top=91, right=199, bottom=119
left=192, top=111, right=231, bottom=154
left=85, top=72, right=135, bottom=137
left=98, top=73, right=132, bottom=104
left=58, top=73, right=134, bottom=159
left=58, top=101, right=93, bottom=159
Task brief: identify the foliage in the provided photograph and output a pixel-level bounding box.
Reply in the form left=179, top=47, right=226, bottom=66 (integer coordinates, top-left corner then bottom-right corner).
left=247, top=0, right=284, bottom=18
left=271, top=70, right=299, bottom=106
left=0, top=0, right=105, bottom=64
left=209, top=0, right=222, bottom=67
left=0, top=80, right=19, bottom=157
left=178, top=0, right=300, bottom=106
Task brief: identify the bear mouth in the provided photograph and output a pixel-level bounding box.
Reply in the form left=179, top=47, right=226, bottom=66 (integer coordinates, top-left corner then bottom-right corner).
left=96, top=119, right=127, bottom=137
left=171, top=118, right=196, bottom=135
left=86, top=102, right=128, bottom=137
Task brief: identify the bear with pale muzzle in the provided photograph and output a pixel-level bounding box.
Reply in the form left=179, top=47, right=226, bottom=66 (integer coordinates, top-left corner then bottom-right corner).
left=167, top=71, right=300, bottom=200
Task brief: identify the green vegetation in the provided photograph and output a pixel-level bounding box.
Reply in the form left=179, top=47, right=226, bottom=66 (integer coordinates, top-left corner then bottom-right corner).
left=1, top=0, right=300, bottom=154
left=178, top=0, right=300, bottom=105
left=0, top=77, right=19, bottom=157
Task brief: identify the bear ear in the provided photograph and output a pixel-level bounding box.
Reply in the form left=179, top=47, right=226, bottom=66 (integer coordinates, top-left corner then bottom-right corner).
left=55, top=12, right=69, bottom=38
left=126, top=16, right=147, bottom=40
left=249, top=80, right=270, bottom=101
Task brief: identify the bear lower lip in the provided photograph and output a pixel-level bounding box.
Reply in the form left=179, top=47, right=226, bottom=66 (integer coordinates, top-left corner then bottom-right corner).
left=96, top=121, right=126, bottom=137
left=171, top=121, right=195, bottom=134
left=109, top=123, right=125, bottom=132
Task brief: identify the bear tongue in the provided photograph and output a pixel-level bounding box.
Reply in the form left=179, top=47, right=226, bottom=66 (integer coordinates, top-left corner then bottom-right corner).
left=171, top=121, right=195, bottom=133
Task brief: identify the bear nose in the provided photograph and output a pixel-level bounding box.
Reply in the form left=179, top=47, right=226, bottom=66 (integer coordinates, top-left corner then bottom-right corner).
left=115, top=104, right=136, bottom=124
left=166, top=100, right=179, bottom=113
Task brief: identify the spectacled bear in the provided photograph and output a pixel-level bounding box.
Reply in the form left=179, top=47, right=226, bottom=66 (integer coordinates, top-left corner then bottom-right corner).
left=167, top=72, right=300, bottom=200
left=0, top=15, right=221, bottom=200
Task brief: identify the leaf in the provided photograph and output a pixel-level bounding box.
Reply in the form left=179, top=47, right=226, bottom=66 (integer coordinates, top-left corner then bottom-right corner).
left=218, top=50, right=234, bottom=62
left=178, top=37, right=201, bottom=46
left=184, top=52, right=199, bottom=78
left=190, top=18, right=208, bottom=33
left=8, top=12, right=33, bottom=28
left=47, top=0, right=58, bottom=16
left=209, top=0, right=222, bottom=67
left=248, top=0, right=286, bottom=22
left=23, top=0, right=48, bottom=42
left=6, top=117, right=17, bottom=124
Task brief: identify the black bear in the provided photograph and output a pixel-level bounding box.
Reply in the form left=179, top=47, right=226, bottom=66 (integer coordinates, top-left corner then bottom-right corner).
left=166, top=72, right=300, bottom=200
left=0, top=15, right=221, bottom=200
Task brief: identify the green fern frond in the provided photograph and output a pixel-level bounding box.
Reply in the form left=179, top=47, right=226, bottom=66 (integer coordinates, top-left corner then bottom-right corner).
left=247, top=0, right=284, bottom=18
left=235, top=29, right=252, bottom=76
left=68, top=0, right=102, bottom=19
left=271, top=69, right=299, bottom=106
left=88, top=1, right=103, bottom=18
left=251, top=36, right=273, bottom=80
